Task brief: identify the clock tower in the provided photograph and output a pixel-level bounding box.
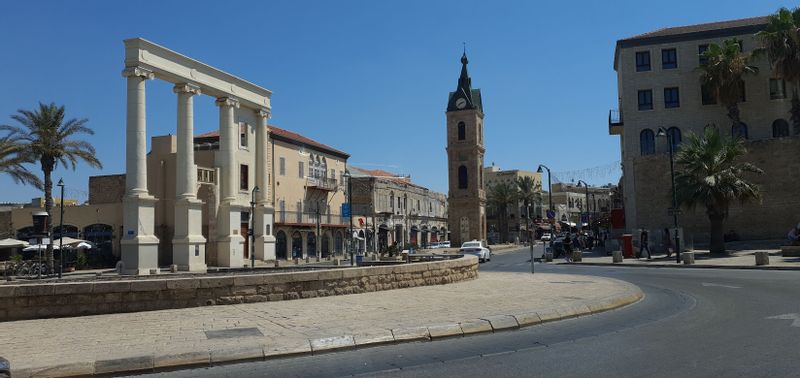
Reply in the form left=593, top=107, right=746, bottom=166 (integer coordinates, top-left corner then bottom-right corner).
left=446, top=51, right=486, bottom=246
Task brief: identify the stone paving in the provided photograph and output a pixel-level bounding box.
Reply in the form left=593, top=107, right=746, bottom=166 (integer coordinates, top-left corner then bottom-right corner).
left=0, top=270, right=640, bottom=377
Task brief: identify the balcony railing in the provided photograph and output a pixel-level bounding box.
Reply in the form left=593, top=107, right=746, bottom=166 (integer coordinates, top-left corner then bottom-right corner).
left=608, top=109, right=623, bottom=135
left=275, top=210, right=348, bottom=226
left=306, top=176, right=337, bottom=191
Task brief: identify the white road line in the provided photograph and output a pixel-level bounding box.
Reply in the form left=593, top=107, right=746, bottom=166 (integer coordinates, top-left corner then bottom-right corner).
left=766, top=313, right=800, bottom=327
left=701, top=282, right=741, bottom=289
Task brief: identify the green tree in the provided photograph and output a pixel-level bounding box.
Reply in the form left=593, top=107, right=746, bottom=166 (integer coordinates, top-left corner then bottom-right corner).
left=1, top=103, right=102, bottom=270
left=487, top=181, right=518, bottom=243
left=699, top=39, right=758, bottom=133
left=0, top=135, right=41, bottom=188
left=674, top=128, right=762, bottom=255
left=516, top=176, right=541, bottom=240
left=755, top=7, right=800, bottom=134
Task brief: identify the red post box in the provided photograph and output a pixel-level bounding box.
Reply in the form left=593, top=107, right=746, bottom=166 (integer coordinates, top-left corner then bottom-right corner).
left=622, top=234, right=633, bottom=258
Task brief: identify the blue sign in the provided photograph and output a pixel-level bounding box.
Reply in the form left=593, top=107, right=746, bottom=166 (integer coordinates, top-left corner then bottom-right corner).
left=546, top=210, right=555, bottom=220
left=581, top=214, right=589, bottom=224
left=341, top=203, right=351, bottom=218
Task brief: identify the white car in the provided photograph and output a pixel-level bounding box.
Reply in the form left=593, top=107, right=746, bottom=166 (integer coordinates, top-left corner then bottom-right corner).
left=541, top=233, right=552, bottom=242
left=439, top=241, right=451, bottom=248
left=459, top=240, right=492, bottom=263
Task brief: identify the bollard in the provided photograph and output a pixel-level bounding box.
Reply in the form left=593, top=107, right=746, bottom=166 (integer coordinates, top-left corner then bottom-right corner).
left=572, top=250, right=582, bottom=262
left=612, top=250, right=623, bottom=263
left=316, top=256, right=320, bottom=262
left=754, top=251, right=770, bottom=266
left=170, top=264, right=178, bottom=273
left=274, top=260, right=280, bottom=268
left=333, top=258, right=341, bottom=266
left=682, top=252, right=695, bottom=265
left=294, top=258, right=300, bottom=265
left=305, top=257, right=310, bottom=263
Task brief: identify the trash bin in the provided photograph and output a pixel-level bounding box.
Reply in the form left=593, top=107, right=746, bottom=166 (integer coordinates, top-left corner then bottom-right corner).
left=622, top=234, right=633, bottom=258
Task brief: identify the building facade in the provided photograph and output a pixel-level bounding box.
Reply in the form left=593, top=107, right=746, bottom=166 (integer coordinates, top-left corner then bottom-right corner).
left=483, top=164, right=542, bottom=243
left=349, top=167, right=448, bottom=252
left=547, top=183, right=613, bottom=227
left=610, top=16, right=800, bottom=242
left=446, top=52, right=487, bottom=247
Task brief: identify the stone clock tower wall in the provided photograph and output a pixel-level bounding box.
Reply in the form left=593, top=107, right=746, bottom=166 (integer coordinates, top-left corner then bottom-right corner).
left=446, top=52, right=487, bottom=247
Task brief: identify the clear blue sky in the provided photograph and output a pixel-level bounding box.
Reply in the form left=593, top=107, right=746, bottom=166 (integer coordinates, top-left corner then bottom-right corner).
left=0, top=0, right=789, bottom=202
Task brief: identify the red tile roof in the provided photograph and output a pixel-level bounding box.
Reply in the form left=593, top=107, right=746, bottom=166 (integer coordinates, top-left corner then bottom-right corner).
left=195, top=124, right=349, bottom=157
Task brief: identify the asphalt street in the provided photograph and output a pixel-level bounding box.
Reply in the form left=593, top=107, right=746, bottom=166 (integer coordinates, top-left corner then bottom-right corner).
left=132, top=246, right=800, bottom=378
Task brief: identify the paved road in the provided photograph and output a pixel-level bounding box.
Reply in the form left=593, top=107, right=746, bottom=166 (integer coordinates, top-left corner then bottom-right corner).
left=132, top=246, right=800, bottom=377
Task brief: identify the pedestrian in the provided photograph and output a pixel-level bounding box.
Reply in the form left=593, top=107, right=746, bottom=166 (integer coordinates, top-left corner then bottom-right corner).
left=662, top=228, right=672, bottom=257
left=788, top=223, right=800, bottom=246
left=563, top=233, right=573, bottom=262
left=640, top=229, right=652, bottom=260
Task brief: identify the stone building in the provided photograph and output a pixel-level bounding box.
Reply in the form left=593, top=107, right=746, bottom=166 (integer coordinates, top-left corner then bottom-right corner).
left=482, top=164, right=542, bottom=242
left=610, top=16, right=800, bottom=242
left=349, top=167, right=448, bottom=252
left=547, top=183, right=614, bottom=227
left=446, top=52, right=487, bottom=247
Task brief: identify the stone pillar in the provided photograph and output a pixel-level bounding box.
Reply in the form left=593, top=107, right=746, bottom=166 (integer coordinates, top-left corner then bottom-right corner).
left=172, top=83, right=207, bottom=272
left=215, top=97, right=244, bottom=267
left=253, top=108, right=276, bottom=261
left=120, top=66, right=160, bottom=275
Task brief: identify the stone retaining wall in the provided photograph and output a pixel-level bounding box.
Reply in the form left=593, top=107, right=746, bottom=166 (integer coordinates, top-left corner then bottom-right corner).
left=0, top=256, right=478, bottom=322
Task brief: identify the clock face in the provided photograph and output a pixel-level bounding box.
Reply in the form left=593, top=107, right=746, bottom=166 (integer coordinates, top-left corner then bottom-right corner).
left=455, top=98, right=467, bottom=109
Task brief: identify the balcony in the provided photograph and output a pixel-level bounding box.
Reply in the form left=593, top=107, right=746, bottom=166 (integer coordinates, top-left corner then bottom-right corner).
left=306, top=176, right=337, bottom=191
left=275, top=210, right=348, bottom=226
left=608, top=109, right=623, bottom=135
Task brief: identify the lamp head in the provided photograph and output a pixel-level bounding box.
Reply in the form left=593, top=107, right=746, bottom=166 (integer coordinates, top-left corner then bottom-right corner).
left=57, top=178, right=64, bottom=187
left=253, top=186, right=260, bottom=193
left=656, top=127, right=667, bottom=137
left=536, top=166, right=543, bottom=173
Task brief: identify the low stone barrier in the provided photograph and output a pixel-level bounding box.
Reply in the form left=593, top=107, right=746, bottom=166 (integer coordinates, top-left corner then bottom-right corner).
left=612, top=250, right=623, bottom=263
left=682, top=252, right=695, bottom=265
left=0, top=256, right=478, bottom=322
left=754, top=251, right=770, bottom=266
left=781, top=246, right=800, bottom=257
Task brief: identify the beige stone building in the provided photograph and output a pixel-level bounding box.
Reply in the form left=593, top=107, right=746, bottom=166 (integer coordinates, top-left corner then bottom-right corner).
left=446, top=52, right=487, bottom=247
left=482, top=164, right=542, bottom=242
left=610, top=16, right=800, bottom=242
left=547, top=183, right=613, bottom=227
left=349, top=167, right=448, bottom=252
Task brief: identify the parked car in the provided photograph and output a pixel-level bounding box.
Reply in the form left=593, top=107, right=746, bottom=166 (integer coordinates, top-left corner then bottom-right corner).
left=540, top=233, right=552, bottom=242
left=439, top=241, right=451, bottom=248
left=459, top=240, right=492, bottom=262
left=0, top=356, right=9, bottom=378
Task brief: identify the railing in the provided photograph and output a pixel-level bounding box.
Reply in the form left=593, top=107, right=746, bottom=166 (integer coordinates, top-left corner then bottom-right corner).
left=275, top=210, right=348, bottom=225
left=608, top=109, right=623, bottom=129
left=306, top=176, right=337, bottom=191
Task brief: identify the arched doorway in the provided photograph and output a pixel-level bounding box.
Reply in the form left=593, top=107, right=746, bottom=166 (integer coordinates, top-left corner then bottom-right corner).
left=378, top=224, right=389, bottom=252
left=358, top=230, right=365, bottom=253
left=322, top=233, right=330, bottom=257
left=410, top=226, right=419, bottom=246
left=421, top=226, right=429, bottom=248
left=291, top=231, right=302, bottom=259
left=430, top=227, right=438, bottom=243
left=307, top=232, right=316, bottom=259
left=276, top=231, right=287, bottom=260
left=53, top=225, right=79, bottom=239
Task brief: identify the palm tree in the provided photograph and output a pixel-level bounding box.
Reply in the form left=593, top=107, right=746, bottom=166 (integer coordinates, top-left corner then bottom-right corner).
left=755, top=7, right=800, bottom=134
left=699, top=38, right=758, bottom=134
left=0, top=135, right=41, bottom=188
left=516, top=176, right=541, bottom=241
left=674, top=127, right=762, bottom=255
left=1, top=102, right=102, bottom=270
left=487, top=181, right=518, bottom=243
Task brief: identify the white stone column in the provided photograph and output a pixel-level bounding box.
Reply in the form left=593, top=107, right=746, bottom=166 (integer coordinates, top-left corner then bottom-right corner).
left=254, top=108, right=276, bottom=261
left=215, top=97, right=244, bottom=267
left=120, top=66, right=160, bottom=275
left=172, top=83, right=207, bottom=272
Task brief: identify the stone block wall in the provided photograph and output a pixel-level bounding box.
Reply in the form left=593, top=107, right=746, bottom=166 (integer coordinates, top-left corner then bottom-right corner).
left=632, top=136, right=800, bottom=242
left=0, top=256, right=478, bottom=321
left=88, top=174, right=126, bottom=205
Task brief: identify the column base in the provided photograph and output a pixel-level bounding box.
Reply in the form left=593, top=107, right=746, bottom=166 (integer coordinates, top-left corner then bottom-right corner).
left=216, top=202, right=245, bottom=267
left=254, top=204, right=276, bottom=261
left=121, top=194, right=160, bottom=275
left=120, top=236, right=160, bottom=275
left=173, top=198, right=207, bottom=272
left=254, top=234, right=276, bottom=261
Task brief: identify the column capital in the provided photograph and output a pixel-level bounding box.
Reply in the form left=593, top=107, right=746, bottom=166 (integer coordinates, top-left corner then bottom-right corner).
left=122, top=66, right=155, bottom=80
left=216, top=97, right=240, bottom=109
left=173, top=83, right=202, bottom=95
left=256, top=108, right=271, bottom=119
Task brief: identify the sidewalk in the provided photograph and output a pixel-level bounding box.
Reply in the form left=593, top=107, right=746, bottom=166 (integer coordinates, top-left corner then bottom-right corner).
left=0, top=271, right=641, bottom=377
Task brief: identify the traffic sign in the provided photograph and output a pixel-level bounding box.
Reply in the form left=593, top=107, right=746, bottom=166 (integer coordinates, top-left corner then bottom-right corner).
left=341, top=203, right=351, bottom=218
left=546, top=210, right=555, bottom=219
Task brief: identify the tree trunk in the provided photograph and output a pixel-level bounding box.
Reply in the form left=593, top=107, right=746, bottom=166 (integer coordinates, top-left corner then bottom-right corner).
left=42, top=163, right=54, bottom=271
left=790, top=88, right=800, bottom=135
left=708, top=209, right=726, bottom=255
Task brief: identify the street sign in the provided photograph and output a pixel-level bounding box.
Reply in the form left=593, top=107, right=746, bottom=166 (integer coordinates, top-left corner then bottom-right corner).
left=546, top=210, right=555, bottom=219
left=341, top=203, right=351, bottom=218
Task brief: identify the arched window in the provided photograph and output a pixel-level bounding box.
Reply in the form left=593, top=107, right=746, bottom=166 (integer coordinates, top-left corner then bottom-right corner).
left=478, top=123, right=482, bottom=143
left=458, top=165, right=468, bottom=189
left=640, top=129, right=655, bottom=155
left=667, top=127, right=682, bottom=151
left=457, top=122, right=466, bottom=140
left=773, top=119, right=790, bottom=138
left=276, top=231, right=287, bottom=259
left=732, top=122, right=748, bottom=140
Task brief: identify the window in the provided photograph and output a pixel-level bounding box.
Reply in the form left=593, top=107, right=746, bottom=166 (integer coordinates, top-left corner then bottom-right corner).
left=770, top=79, right=786, bottom=100
left=664, top=87, right=680, bottom=108
left=637, top=90, right=653, bottom=110
left=662, top=48, right=677, bottom=69
left=417, top=200, right=420, bottom=211
left=701, top=84, right=717, bottom=105
left=635, top=51, right=651, bottom=72
left=239, top=122, right=248, bottom=148
left=698, top=44, right=708, bottom=65
left=330, top=168, right=335, bottom=180
left=240, top=164, right=249, bottom=191
left=299, top=162, right=304, bottom=178
left=640, top=129, right=655, bottom=156
left=773, top=119, right=790, bottom=137
left=279, top=157, right=285, bottom=176
left=458, top=165, right=468, bottom=189
left=732, top=123, right=749, bottom=140
left=667, top=127, right=682, bottom=151
left=457, top=122, right=466, bottom=140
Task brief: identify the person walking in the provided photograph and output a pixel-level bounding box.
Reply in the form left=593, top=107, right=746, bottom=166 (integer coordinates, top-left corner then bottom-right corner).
left=640, top=229, right=652, bottom=260
left=662, top=228, right=672, bottom=258
left=563, top=233, right=573, bottom=262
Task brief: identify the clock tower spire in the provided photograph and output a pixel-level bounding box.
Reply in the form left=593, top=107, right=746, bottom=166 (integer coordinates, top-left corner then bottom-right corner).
left=445, top=50, right=486, bottom=246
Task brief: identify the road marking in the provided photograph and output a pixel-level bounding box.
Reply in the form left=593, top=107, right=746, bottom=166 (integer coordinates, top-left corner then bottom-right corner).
left=701, top=282, right=741, bottom=289
left=766, top=313, right=800, bottom=327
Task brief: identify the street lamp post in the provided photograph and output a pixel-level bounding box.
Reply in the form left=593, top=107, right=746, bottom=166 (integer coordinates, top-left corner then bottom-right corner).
left=250, top=186, right=259, bottom=269
left=57, top=179, right=64, bottom=279
left=657, top=127, right=681, bottom=263
left=577, top=180, right=590, bottom=233
left=343, top=170, right=354, bottom=266
left=537, top=164, right=554, bottom=253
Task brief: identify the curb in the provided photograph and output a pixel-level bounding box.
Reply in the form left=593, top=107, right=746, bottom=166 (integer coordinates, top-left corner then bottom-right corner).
left=12, top=285, right=643, bottom=377
left=566, top=261, right=800, bottom=271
